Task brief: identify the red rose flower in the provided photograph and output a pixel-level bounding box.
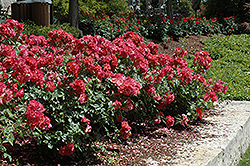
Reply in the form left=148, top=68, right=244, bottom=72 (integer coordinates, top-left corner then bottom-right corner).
left=45, top=81, right=55, bottom=92
left=116, top=115, right=123, bottom=122
left=59, top=142, right=75, bottom=156
left=203, top=94, right=209, bottom=102
left=84, top=125, right=92, bottom=134
left=196, top=108, right=203, bottom=119
left=81, top=117, right=90, bottom=125
left=120, top=121, right=132, bottom=139
left=78, top=92, right=88, bottom=104
left=66, top=61, right=81, bottom=77
left=70, top=79, right=85, bottom=95
left=154, top=117, right=161, bottom=124
left=165, top=115, right=175, bottom=128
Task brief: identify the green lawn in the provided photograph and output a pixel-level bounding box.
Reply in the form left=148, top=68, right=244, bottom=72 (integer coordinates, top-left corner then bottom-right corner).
left=202, top=34, right=250, bottom=165
left=238, top=145, right=250, bottom=166
left=203, top=34, right=250, bottom=101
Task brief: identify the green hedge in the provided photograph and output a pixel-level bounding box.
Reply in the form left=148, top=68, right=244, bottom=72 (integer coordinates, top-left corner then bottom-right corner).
left=22, top=21, right=81, bottom=38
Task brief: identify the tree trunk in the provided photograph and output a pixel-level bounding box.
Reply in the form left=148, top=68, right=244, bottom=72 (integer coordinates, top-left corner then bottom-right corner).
left=69, top=0, right=79, bottom=29
left=146, top=0, right=152, bottom=10
left=167, top=0, right=173, bottom=20
left=127, top=0, right=133, bottom=6
left=192, top=0, right=201, bottom=12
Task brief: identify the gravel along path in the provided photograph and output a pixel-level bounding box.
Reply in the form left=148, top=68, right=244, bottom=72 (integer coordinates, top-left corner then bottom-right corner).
left=145, top=101, right=250, bottom=166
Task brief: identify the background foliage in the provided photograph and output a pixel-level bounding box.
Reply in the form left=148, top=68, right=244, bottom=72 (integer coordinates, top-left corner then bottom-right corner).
left=173, top=0, right=195, bottom=17
left=203, top=0, right=248, bottom=22
left=22, top=21, right=80, bottom=38
left=52, top=0, right=132, bottom=18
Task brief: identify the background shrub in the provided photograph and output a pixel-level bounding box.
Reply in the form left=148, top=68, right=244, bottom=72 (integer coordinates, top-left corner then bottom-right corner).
left=22, top=21, right=80, bottom=38
left=173, top=0, right=194, bottom=17
left=79, top=12, right=145, bottom=41
left=78, top=11, right=243, bottom=42
left=203, top=0, right=248, bottom=22
left=52, top=0, right=132, bottom=20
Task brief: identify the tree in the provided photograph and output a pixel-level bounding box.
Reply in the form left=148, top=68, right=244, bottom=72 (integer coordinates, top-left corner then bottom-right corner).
left=104, top=0, right=132, bottom=15
left=167, top=0, right=173, bottom=20
left=173, top=0, right=194, bottom=17
left=68, top=0, right=79, bottom=29
left=192, top=0, right=201, bottom=12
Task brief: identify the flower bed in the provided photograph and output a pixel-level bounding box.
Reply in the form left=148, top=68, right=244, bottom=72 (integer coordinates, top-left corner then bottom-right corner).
left=0, top=19, right=228, bottom=164
left=78, top=11, right=243, bottom=42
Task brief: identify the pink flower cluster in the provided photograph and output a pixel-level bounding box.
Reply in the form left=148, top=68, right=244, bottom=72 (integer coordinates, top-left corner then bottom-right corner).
left=25, top=100, right=52, bottom=130
left=0, top=20, right=25, bottom=43
left=193, top=50, right=212, bottom=71
left=180, top=114, right=189, bottom=126
left=196, top=108, right=203, bottom=119
left=115, top=115, right=132, bottom=139
left=110, top=73, right=141, bottom=96
left=48, top=28, right=75, bottom=48
left=81, top=117, right=92, bottom=134
left=153, top=111, right=164, bottom=124
left=203, top=79, right=228, bottom=102
left=0, top=82, right=14, bottom=104
left=67, top=61, right=81, bottom=78
left=165, top=115, right=175, bottom=128
left=157, top=91, right=175, bottom=110
left=120, top=121, right=132, bottom=139
left=153, top=112, right=175, bottom=128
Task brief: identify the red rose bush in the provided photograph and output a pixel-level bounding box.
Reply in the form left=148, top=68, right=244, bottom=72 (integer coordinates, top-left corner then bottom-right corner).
left=0, top=20, right=228, bottom=160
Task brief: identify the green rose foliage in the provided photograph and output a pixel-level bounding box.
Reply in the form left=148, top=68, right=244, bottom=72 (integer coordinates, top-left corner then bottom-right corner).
left=0, top=20, right=228, bottom=161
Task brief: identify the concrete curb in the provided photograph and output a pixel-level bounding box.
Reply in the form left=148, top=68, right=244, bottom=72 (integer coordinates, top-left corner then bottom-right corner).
left=207, top=115, right=250, bottom=166
left=144, top=101, right=250, bottom=166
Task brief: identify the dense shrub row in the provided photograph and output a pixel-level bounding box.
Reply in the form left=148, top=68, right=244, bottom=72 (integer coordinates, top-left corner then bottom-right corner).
left=203, top=0, right=248, bottom=23
left=79, top=11, right=244, bottom=42
left=0, top=20, right=228, bottom=162
left=19, top=12, right=243, bottom=42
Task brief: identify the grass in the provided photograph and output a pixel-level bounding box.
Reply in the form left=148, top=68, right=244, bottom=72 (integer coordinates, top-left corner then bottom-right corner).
left=201, top=34, right=250, bottom=165
left=202, top=34, right=250, bottom=101
left=238, top=145, right=250, bottom=166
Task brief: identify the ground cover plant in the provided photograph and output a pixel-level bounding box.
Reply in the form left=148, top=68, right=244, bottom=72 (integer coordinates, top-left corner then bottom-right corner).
left=202, top=34, right=250, bottom=100
left=238, top=145, right=250, bottom=166
left=0, top=19, right=229, bottom=165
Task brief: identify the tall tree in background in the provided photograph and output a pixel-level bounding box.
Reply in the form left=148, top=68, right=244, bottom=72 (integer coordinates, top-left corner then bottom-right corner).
left=167, top=0, right=173, bottom=20
left=69, top=0, right=79, bottom=29
left=192, top=0, right=201, bottom=15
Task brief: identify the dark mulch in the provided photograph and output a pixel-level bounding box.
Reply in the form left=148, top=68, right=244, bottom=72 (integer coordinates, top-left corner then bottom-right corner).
left=152, top=35, right=211, bottom=55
